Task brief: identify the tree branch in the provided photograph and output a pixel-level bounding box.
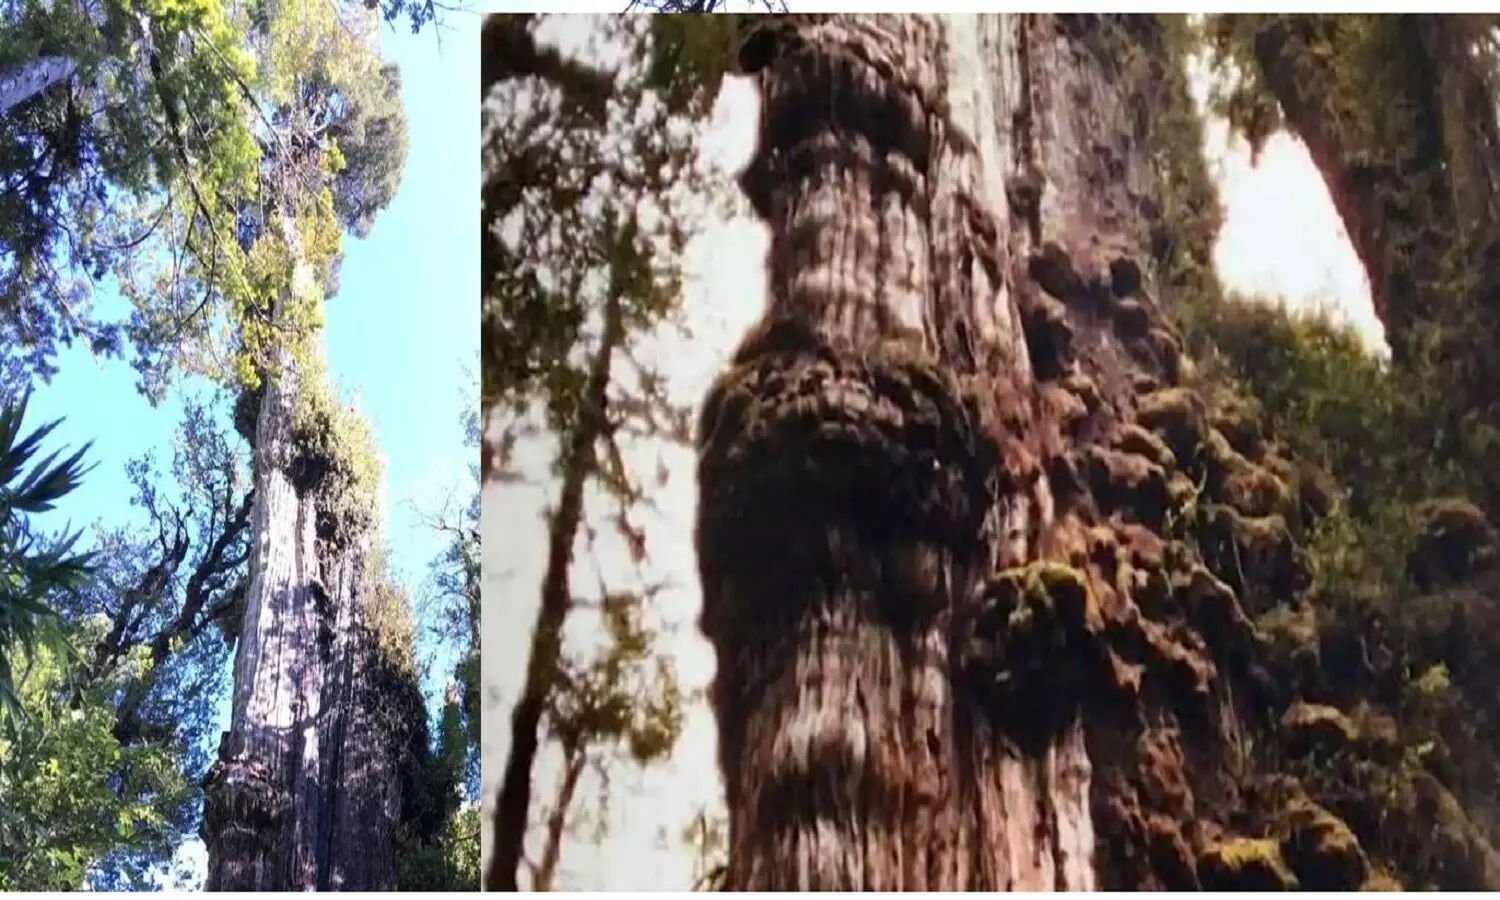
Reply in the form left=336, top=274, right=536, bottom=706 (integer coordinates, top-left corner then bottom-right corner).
left=480, top=14, right=615, bottom=121
left=485, top=233, right=630, bottom=891
left=111, top=490, right=253, bottom=745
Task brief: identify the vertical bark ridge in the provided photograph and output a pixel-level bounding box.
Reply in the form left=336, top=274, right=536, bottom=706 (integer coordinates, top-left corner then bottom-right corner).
left=204, top=221, right=328, bottom=889
left=703, top=15, right=977, bottom=889
left=699, top=12, right=1242, bottom=892
left=700, top=13, right=1079, bottom=890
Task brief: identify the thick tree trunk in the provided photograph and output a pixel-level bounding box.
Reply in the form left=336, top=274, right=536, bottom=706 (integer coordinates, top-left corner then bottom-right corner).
left=202, top=217, right=406, bottom=891
left=0, top=56, right=76, bottom=114
left=697, top=14, right=1237, bottom=891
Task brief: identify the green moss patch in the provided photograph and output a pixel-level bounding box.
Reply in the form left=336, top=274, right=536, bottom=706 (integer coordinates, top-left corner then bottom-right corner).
left=986, top=560, right=1103, bottom=642
left=1198, top=837, right=1299, bottom=890
left=1280, top=702, right=1357, bottom=760
left=1112, top=422, right=1177, bottom=470
left=1136, top=387, right=1208, bottom=464
left=287, top=359, right=383, bottom=552
left=1278, top=798, right=1369, bottom=890
left=1196, top=504, right=1300, bottom=606
left=959, top=560, right=1109, bottom=743
left=1407, top=497, right=1498, bottom=590
left=1084, top=445, right=1171, bottom=528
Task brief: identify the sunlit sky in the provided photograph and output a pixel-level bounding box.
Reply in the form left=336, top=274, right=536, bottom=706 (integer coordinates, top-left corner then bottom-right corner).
left=30, top=11, right=481, bottom=885
left=481, top=16, right=1379, bottom=891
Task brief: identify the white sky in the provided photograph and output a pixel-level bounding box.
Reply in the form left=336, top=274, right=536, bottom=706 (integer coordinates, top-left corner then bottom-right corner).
left=482, top=30, right=1377, bottom=891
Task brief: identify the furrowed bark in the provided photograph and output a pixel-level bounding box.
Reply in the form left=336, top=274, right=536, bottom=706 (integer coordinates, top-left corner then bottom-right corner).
left=698, top=13, right=1228, bottom=890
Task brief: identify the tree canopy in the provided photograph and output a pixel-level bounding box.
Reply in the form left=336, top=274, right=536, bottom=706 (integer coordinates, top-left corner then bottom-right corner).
left=0, top=0, right=410, bottom=400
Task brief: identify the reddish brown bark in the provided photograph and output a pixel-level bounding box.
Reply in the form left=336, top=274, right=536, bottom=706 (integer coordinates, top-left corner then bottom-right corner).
left=695, top=14, right=1237, bottom=891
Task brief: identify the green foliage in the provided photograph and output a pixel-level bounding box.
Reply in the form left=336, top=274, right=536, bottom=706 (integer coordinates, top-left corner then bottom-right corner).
left=291, top=360, right=382, bottom=552
left=391, top=671, right=477, bottom=889
left=388, top=632, right=474, bottom=888
left=644, top=13, right=743, bottom=118
left=1199, top=16, right=1286, bottom=161
left=0, top=392, right=93, bottom=726
left=1180, top=284, right=1500, bottom=886
left=681, top=806, right=728, bottom=891
left=483, top=16, right=731, bottom=886
left=1199, top=15, right=1500, bottom=520
left=259, top=0, right=410, bottom=239
left=1200, top=15, right=1477, bottom=165
left=4, top=0, right=418, bottom=885
left=211, top=0, right=408, bottom=394
left=364, top=0, right=438, bottom=34
left=0, top=393, right=247, bottom=886
left=0, top=628, right=193, bottom=890
left=0, top=0, right=262, bottom=384
left=394, top=805, right=480, bottom=891
left=1184, top=294, right=1416, bottom=589
left=361, top=549, right=418, bottom=678
left=424, top=401, right=480, bottom=760
left=547, top=592, right=685, bottom=766
left=1180, top=296, right=1445, bottom=514
left=482, top=14, right=721, bottom=444
left=0, top=0, right=409, bottom=399
left=327, top=62, right=409, bottom=239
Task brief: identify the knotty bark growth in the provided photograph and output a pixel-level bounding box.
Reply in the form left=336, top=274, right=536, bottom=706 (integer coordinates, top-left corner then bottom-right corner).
left=696, top=14, right=1248, bottom=890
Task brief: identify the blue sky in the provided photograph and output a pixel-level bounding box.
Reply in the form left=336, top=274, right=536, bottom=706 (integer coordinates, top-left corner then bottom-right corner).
left=29, top=11, right=481, bottom=717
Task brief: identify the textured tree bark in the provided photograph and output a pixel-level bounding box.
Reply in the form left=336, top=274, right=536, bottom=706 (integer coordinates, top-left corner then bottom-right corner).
left=202, top=216, right=406, bottom=891
left=696, top=13, right=1224, bottom=890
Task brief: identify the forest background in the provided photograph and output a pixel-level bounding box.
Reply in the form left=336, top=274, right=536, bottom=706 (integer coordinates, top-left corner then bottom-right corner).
left=2, top=0, right=481, bottom=889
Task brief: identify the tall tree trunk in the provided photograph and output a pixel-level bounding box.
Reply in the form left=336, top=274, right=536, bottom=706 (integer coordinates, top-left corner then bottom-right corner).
left=697, top=14, right=1241, bottom=890
left=202, top=215, right=409, bottom=891
left=0, top=56, right=77, bottom=114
